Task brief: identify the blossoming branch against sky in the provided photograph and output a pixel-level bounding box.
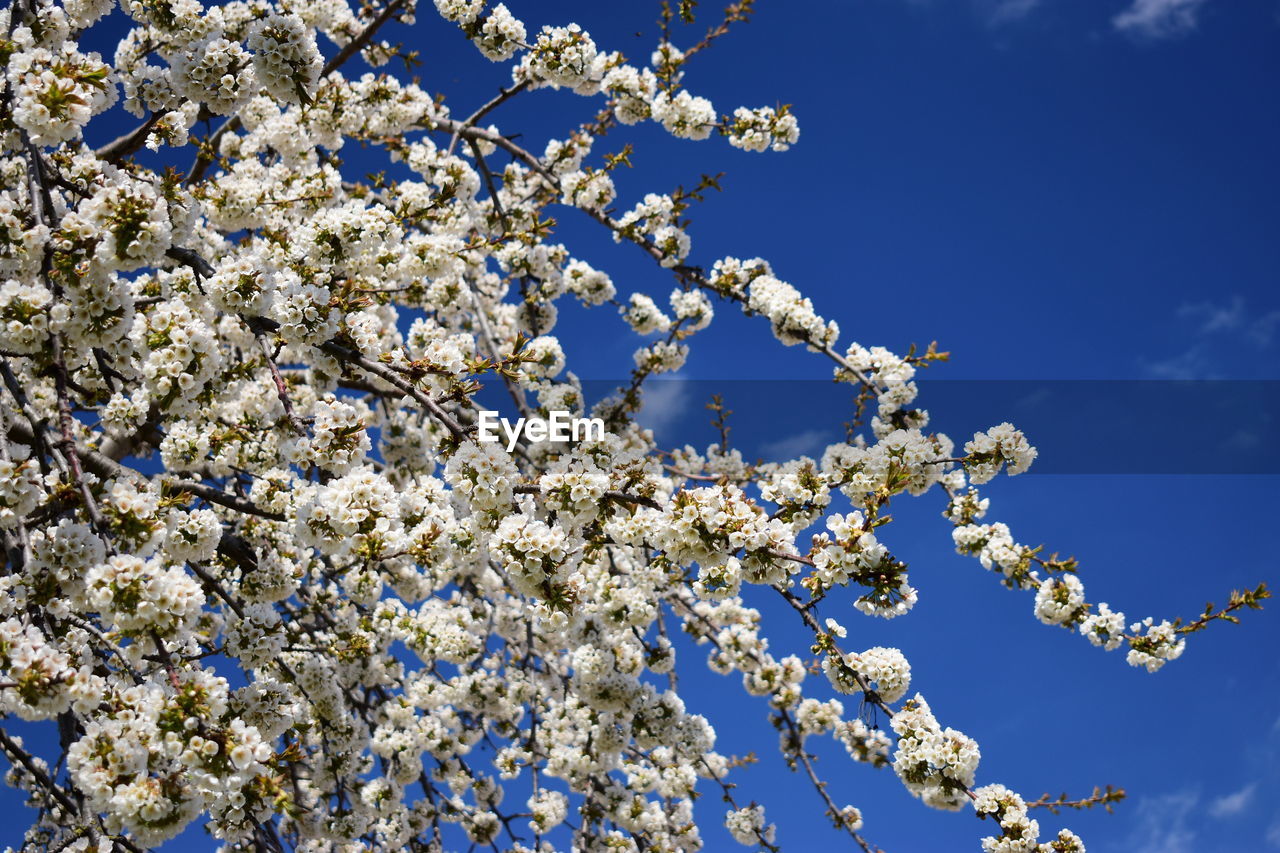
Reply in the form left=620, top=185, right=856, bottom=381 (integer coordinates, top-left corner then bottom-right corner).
left=0, top=0, right=1277, bottom=851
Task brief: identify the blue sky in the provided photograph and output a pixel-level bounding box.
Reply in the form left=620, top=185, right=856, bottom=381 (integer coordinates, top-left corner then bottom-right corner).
left=12, top=1, right=1278, bottom=851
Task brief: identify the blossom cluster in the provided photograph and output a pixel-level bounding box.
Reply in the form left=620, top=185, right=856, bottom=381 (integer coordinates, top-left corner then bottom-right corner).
left=972, top=784, right=1087, bottom=853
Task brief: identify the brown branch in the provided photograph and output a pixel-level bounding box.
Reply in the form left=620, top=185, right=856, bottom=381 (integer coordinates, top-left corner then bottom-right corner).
left=163, top=478, right=287, bottom=522
left=94, top=111, right=164, bottom=163
left=777, top=707, right=883, bottom=853
left=51, top=335, right=109, bottom=541
left=321, top=0, right=406, bottom=77
left=149, top=631, right=182, bottom=690
left=165, top=245, right=215, bottom=277
left=1025, top=785, right=1127, bottom=815
left=1175, top=583, right=1270, bottom=636
left=255, top=330, right=304, bottom=433
left=4, top=416, right=286, bottom=524
left=214, top=532, right=260, bottom=580
left=767, top=548, right=815, bottom=567
left=0, top=358, right=54, bottom=475
left=430, top=119, right=881, bottom=394
left=683, top=0, right=757, bottom=60
left=460, top=138, right=537, bottom=421
left=695, top=755, right=781, bottom=853
left=512, top=483, right=662, bottom=510
left=661, top=464, right=724, bottom=482
left=189, top=561, right=248, bottom=618
left=319, top=341, right=468, bottom=440
left=0, top=727, right=80, bottom=817
left=447, top=80, right=530, bottom=156
left=184, top=115, right=240, bottom=186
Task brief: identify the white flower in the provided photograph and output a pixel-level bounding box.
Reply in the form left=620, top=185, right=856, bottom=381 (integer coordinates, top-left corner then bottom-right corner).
left=170, top=37, right=256, bottom=115
left=965, top=423, right=1038, bottom=484
left=1079, top=602, right=1127, bottom=651
left=727, top=105, right=800, bottom=152
left=561, top=169, right=616, bottom=211
left=1126, top=618, right=1186, bottom=673
left=434, top=0, right=483, bottom=25
left=8, top=43, right=117, bottom=145
left=725, top=804, right=775, bottom=846
left=747, top=274, right=839, bottom=348
left=651, top=90, right=717, bottom=140
left=163, top=508, right=222, bottom=564
left=474, top=4, right=526, bottom=61
left=842, top=646, right=912, bottom=703
left=248, top=14, right=323, bottom=105
left=85, top=555, right=203, bottom=638
left=564, top=259, right=615, bottom=305
left=526, top=24, right=598, bottom=89
left=1034, top=575, right=1086, bottom=626
left=621, top=292, right=671, bottom=335
left=602, top=64, right=657, bottom=124
left=0, top=280, right=53, bottom=353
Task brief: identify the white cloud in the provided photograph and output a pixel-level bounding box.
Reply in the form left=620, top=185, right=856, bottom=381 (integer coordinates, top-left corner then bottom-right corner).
left=1113, top=0, right=1209, bottom=39
left=1140, top=342, right=1217, bottom=379
left=1175, top=296, right=1280, bottom=347
left=1247, top=310, right=1280, bottom=348
left=760, top=428, right=831, bottom=462
left=1267, top=817, right=1280, bottom=848
left=983, top=0, right=1041, bottom=25
left=1178, top=295, right=1245, bottom=335
left=635, top=379, right=690, bottom=437
left=899, top=0, right=1043, bottom=26
left=1144, top=296, right=1279, bottom=377
left=1208, top=782, right=1257, bottom=818
left=1127, top=790, right=1199, bottom=853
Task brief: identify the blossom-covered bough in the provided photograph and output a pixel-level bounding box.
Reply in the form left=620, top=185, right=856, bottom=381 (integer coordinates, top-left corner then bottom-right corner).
left=0, top=0, right=1268, bottom=849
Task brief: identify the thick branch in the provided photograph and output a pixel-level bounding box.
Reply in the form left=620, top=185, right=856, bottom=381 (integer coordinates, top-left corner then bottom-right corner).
left=94, top=111, right=164, bottom=163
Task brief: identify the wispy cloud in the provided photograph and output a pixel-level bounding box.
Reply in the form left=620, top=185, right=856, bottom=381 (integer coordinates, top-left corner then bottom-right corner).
left=1142, top=296, right=1279, bottom=378
left=1178, top=295, right=1245, bottom=335
left=1249, top=310, right=1280, bottom=348
left=1127, top=790, right=1200, bottom=853
left=1177, top=296, right=1280, bottom=347
left=1113, top=0, right=1209, bottom=39
left=898, top=0, right=1044, bottom=27
left=1140, top=343, right=1217, bottom=380
left=1208, top=782, right=1257, bottom=818
left=760, top=428, right=831, bottom=462
left=1267, top=817, right=1280, bottom=848
left=902, top=0, right=1221, bottom=39
left=982, top=0, right=1041, bottom=25
left=635, top=379, right=690, bottom=437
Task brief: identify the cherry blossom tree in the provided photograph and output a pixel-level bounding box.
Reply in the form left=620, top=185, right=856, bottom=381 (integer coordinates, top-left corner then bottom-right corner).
left=0, top=0, right=1268, bottom=850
